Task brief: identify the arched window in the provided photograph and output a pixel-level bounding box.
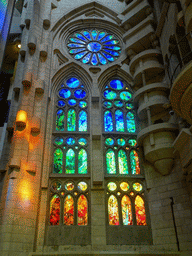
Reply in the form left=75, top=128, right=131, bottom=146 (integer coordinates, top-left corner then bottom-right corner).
left=50, top=76, right=89, bottom=229
left=103, top=78, right=147, bottom=230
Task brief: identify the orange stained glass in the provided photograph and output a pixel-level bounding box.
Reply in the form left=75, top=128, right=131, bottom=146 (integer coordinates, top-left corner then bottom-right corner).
left=130, top=150, right=140, bottom=174
left=50, top=195, right=60, bottom=225
left=77, top=195, right=88, bottom=225
left=108, top=195, right=119, bottom=225
left=135, top=195, right=147, bottom=226
left=64, top=195, right=74, bottom=225
left=121, top=195, right=132, bottom=225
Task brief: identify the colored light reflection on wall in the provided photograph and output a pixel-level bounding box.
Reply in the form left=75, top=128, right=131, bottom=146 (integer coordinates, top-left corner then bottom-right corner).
left=0, top=0, right=8, bottom=33
left=19, top=180, right=32, bottom=208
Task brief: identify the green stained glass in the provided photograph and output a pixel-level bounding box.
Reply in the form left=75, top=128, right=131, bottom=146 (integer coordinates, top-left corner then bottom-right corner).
left=120, top=91, right=132, bottom=101
left=128, top=139, right=137, bottom=146
left=114, top=101, right=123, bottom=107
left=79, top=101, right=87, bottom=108
left=78, top=181, right=88, bottom=191
left=107, top=182, right=117, bottom=191
left=105, top=138, right=114, bottom=146
left=117, top=138, right=125, bottom=146
left=126, top=103, right=134, bottom=109
left=133, top=183, right=142, bottom=191
left=66, top=149, right=75, bottom=174
left=118, top=149, right=128, bottom=174
left=78, top=138, right=87, bottom=146
left=53, top=148, right=63, bottom=174
left=55, top=137, right=63, bottom=145
left=127, top=112, right=136, bottom=133
left=67, top=109, right=76, bottom=131
left=79, top=111, right=87, bottom=131
left=56, top=110, right=64, bottom=131
left=103, top=101, right=112, bottom=108
left=115, top=110, right=124, bottom=132
left=130, top=150, right=140, bottom=175
left=103, top=90, right=117, bottom=100
left=78, top=149, right=87, bottom=174
left=106, top=149, right=116, bottom=174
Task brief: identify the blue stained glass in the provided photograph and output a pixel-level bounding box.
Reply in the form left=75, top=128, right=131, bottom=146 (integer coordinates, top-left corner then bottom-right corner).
left=79, top=111, right=87, bottom=131
left=66, top=137, right=75, bottom=145
left=68, top=99, right=76, bottom=106
left=78, top=138, right=87, bottom=145
left=69, top=48, right=86, bottom=54
left=127, top=112, right=136, bottom=133
left=98, top=53, right=107, bottom=65
left=102, top=53, right=114, bottom=62
left=120, top=91, right=132, bottom=101
left=74, top=89, right=86, bottom=99
left=104, top=111, right=113, bottom=132
left=104, top=46, right=121, bottom=50
left=82, top=31, right=91, bottom=40
left=82, top=53, right=92, bottom=64
left=87, top=42, right=102, bottom=52
left=110, top=80, right=124, bottom=90
left=105, top=138, right=114, bottom=146
left=55, top=137, right=64, bottom=145
left=104, top=90, right=116, bottom=100
left=97, top=32, right=106, bottom=41
left=103, top=49, right=119, bottom=56
left=104, top=40, right=119, bottom=45
left=58, top=100, right=65, bottom=107
left=103, top=101, right=112, bottom=108
left=79, top=101, right=87, bottom=108
left=75, top=33, right=87, bottom=41
left=66, top=78, right=80, bottom=88
left=117, top=138, right=126, bottom=146
left=59, top=89, right=71, bottom=99
left=114, top=101, right=123, bottom=107
left=91, top=30, right=98, bottom=40
left=70, top=38, right=86, bottom=44
left=91, top=54, right=98, bottom=65
left=126, top=103, right=134, bottom=109
left=75, top=51, right=88, bottom=60
left=101, top=35, right=113, bottom=42
left=68, top=43, right=85, bottom=48
left=115, top=110, right=124, bottom=132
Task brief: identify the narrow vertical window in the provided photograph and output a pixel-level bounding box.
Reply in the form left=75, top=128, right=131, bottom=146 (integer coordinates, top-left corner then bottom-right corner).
left=67, top=109, right=76, bottom=131
left=53, top=148, right=63, bottom=174
left=77, top=195, right=88, bottom=225
left=79, top=110, right=87, bottom=131
left=115, top=110, right=124, bottom=132
left=104, top=111, right=113, bottom=132
left=121, top=195, right=132, bottom=225
left=78, top=149, right=87, bottom=174
left=130, top=150, right=140, bottom=174
left=106, top=149, right=116, bottom=174
left=135, top=195, right=146, bottom=226
left=118, top=149, right=128, bottom=174
left=126, top=112, right=135, bottom=133
left=66, top=149, right=75, bottom=174
left=50, top=195, right=60, bottom=225
left=56, top=110, right=64, bottom=131
left=64, top=195, right=74, bottom=225
left=108, top=195, right=119, bottom=225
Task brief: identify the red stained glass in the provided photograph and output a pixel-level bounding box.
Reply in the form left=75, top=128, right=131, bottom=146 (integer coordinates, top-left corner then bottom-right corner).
left=130, top=150, right=140, bottom=175
left=121, top=195, right=132, bottom=225
left=77, top=195, right=88, bottom=225
left=50, top=195, right=60, bottom=225
left=108, top=195, right=119, bottom=225
left=135, top=195, right=147, bottom=226
left=64, top=195, right=74, bottom=225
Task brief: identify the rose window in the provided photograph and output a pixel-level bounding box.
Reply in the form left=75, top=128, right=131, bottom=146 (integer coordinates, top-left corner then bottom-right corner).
left=67, top=29, right=121, bottom=66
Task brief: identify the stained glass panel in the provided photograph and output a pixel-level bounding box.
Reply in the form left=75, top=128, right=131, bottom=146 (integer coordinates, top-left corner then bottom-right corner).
left=128, top=139, right=137, bottom=146
left=120, top=91, right=132, bottom=101
left=82, top=31, right=91, bottom=40
left=126, top=103, right=134, bottom=109
left=79, top=111, right=87, bottom=131
left=50, top=195, right=60, bottom=225
left=121, top=195, right=132, bottom=225
left=87, top=42, right=101, bottom=52
left=56, top=110, right=64, bottom=131
left=103, top=101, right=112, bottom=108
left=120, top=182, right=129, bottom=191
left=59, top=89, right=71, bottom=99
left=118, top=149, right=128, bottom=174
left=77, top=195, right=88, bottom=225
left=66, top=137, right=75, bottom=145
left=107, top=182, right=117, bottom=191
left=65, top=182, right=74, bottom=191
left=135, top=196, right=147, bottom=225
left=78, top=138, right=87, bottom=146
left=55, top=137, right=64, bottom=145
left=105, top=138, right=114, bottom=146
left=108, top=195, right=119, bottom=225
left=104, top=111, right=113, bottom=132
left=79, top=101, right=87, bottom=108
left=67, top=109, right=76, bottom=131
left=110, top=80, right=124, bottom=90
left=106, top=149, right=116, bottom=174
left=78, top=149, right=87, bottom=174
left=68, top=99, right=76, bottom=106
left=66, top=149, right=75, bottom=174
left=58, top=100, right=65, bottom=107
left=51, top=181, right=62, bottom=191
left=114, top=101, right=123, bottom=107
left=133, top=183, right=142, bottom=191
left=127, top=112, right=136, bottom=133
left=66, top=78, right=80, bottom=88
left=78, top=181, right=88, bottom=191
left=115, top=110, right=124, bottom=132
left=130, top=150, right=140, bottom=174
left=53, top=148, right=63, bottom=173
left=74, top=89, right=86, bottom=99
left=103, top=90, right=116, bottom=100
left=117, top=138, right=125, bottom=146
left=64, top=195, right=74, bottom=225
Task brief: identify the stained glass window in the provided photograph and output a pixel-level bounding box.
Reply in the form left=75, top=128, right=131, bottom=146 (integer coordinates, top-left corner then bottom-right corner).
left=121, top=195, right=132, bottom=225
left=135, top=196, right=147, bottom=226
left=64, top=195, right=74, bottom=225
left=50, top=195, right=60, bottom=225
left=78, top=195, right=88, bottom=225
left=108, top=195, right=119, bottom=225
left=67, top=29, right=121, bottom=66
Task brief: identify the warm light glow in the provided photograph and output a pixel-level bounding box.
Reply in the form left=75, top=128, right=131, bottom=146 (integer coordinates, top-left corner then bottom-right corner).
left=18, top=180, right=32, bottom=208
left=17, top=43, right=21, bottom=49
left=16, top=110, right=27, bottom=127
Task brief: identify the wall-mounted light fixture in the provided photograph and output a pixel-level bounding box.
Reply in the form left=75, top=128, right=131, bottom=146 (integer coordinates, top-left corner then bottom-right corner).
left=16, top=110, right=27, bottom=127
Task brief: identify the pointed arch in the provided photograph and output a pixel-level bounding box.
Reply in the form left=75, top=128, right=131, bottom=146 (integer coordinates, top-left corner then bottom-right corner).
left=66, top=148, right=75, bottom=174
left=135, top=196, right=147, bottom=226
left=108, top=195, right=119, bottom=225
left=50, top=195, right=60, bottom=225
left=53, top=148, right=63, bottom=174
left=64, top=195, right=74, bottom=225
left=77, top=195, right=88, bottom=225
left=121, top=195, right=132, bottom=225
